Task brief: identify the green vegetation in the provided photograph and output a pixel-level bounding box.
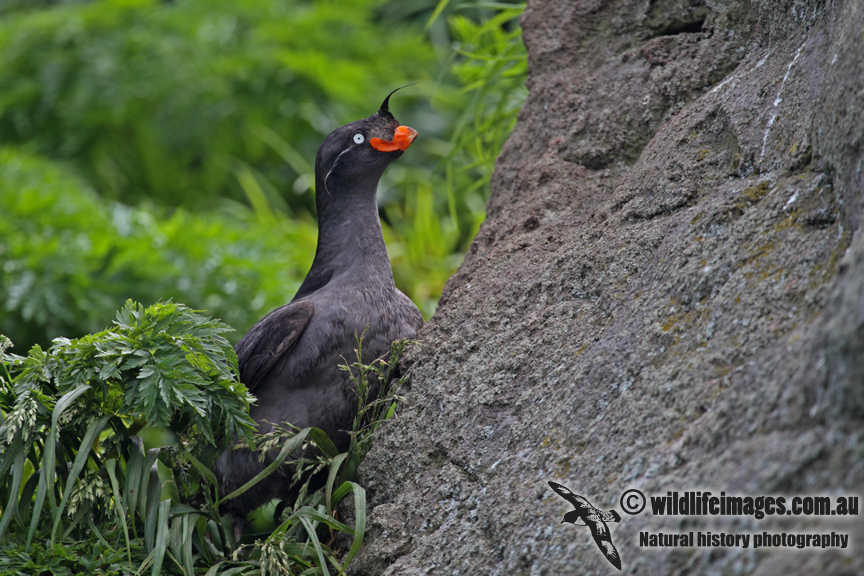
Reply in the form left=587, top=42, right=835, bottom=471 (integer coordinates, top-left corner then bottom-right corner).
left=0, top=0, right=527, bottom=347
left=0, top=0, right=432, bottom=206
left=0, top=307, right=410, bottom=575
left=0, top=148, right=317, bottom=349
left=0, top=0, right=527, bottom=573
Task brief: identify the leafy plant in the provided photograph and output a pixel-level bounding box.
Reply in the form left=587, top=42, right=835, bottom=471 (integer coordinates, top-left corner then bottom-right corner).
left=0, top=0, right=529, bottom=346
left=0, top=301, right=256, bottom=573
left=0, top=303, right=409, bottom=575
left=0, top=0, right=436, bottom=208
left=0, top=147, right=317, bottom=349
left=435, top=1, right=528, bottom=238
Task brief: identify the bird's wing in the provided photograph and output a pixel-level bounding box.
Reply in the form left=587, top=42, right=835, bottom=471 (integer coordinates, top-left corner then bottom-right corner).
left=585, top=511, right=621, bottom=523
left=234, top=300, right=314, bottom=390
left=587, top=518, right=622, bottom=571
left=547, top=481, right=594, bottom=513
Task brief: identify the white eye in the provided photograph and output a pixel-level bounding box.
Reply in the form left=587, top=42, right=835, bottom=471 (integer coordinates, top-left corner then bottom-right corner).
left=353, top=133, right=365, bottom=144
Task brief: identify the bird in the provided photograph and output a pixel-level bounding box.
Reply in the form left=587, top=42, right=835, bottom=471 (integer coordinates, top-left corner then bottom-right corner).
left=548, top=481, right=622, bottom=570
left=215, top=87, right=424, bottom=540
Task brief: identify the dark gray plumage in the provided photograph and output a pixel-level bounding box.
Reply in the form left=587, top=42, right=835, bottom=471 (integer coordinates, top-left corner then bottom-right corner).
left=216, top=91, right=423, bottom=537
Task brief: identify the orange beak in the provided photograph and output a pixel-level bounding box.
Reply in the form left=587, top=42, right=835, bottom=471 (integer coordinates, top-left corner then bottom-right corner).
left=370, top=125, right=418, bottom=152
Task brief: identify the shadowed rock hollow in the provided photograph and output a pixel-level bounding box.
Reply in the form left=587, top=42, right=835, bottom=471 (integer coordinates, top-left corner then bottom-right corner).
left=352, top=0, right=864, bottom=574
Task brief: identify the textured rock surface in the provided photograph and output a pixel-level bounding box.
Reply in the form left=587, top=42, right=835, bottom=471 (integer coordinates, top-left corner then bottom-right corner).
left=353, top=0, right=864, bottom=574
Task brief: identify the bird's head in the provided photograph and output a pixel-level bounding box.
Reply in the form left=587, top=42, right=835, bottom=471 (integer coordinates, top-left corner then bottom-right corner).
left=562, top=510, right=587, bottom=525
left=315, top=86, right=418, bottom=196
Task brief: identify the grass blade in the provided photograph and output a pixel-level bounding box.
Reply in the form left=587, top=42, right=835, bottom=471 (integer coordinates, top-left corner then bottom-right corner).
left=218, top=428, right=310, bottom=505
left=106, top=458, right=133, bottom=567
left=205, top=561, right=228, bottom=576
left=0, top=444, right=25, bottom=540
left=87, top=514, right=113, bottom=550
left=138, top=448, right=161, bottom=523
left=299, top=515, right=330, bottom=576
left=170, top=511, right=183, bottom=561
left=123, top=435, right=145, bottom=536
left=182, top=511, right=197, bottom=576
left=279, top=506, right=353, bottom=534
left=308, top=427, right=339, bottom=459
left=340, top=482, right=367, bottom=569
left=62, top=501, right=92, bottom=540
left=135, top=548, right=156, bottom=575
left=325, top=453, right=348, bottom=514
left=151, top=499, right=172, bottom=576
left=0, top=428, right=20, bottom=487
left=18, top=470, right=41, bottom=528
left=26, top=384, right=91, bottom=548
left=143, top=466, right=161, bottom=551
left=186, top=452, right=219, bottom=488
left=426, top=0, right=453, bottom=29
left=50, top=414, right=110, bottom=544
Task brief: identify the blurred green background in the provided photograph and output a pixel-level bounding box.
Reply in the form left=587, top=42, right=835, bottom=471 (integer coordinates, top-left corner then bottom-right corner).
left=0, top=0, right=527, bottom=351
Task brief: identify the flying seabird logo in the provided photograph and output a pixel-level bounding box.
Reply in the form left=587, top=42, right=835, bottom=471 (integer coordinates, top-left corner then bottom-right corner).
left=548, top=481, right=623, bottom=570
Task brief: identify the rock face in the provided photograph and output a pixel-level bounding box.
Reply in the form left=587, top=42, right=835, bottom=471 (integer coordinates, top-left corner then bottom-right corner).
left=353, top=0, right=864, bottom=574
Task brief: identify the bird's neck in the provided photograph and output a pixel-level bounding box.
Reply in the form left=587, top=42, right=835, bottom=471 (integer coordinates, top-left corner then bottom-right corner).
left=305, top=182, right=394, bottom=288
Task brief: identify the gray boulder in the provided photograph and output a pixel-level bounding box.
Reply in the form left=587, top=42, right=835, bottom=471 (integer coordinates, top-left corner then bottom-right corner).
left=354, top=0, right=864, bottom=574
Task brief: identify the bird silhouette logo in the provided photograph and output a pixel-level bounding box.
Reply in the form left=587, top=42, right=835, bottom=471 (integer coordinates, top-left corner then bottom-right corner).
left=548, top=481, right=622, bottom=570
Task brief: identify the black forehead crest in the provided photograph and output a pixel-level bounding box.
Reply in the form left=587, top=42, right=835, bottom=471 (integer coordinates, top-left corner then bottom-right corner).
left=378, top=83, right=416, bottom=119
